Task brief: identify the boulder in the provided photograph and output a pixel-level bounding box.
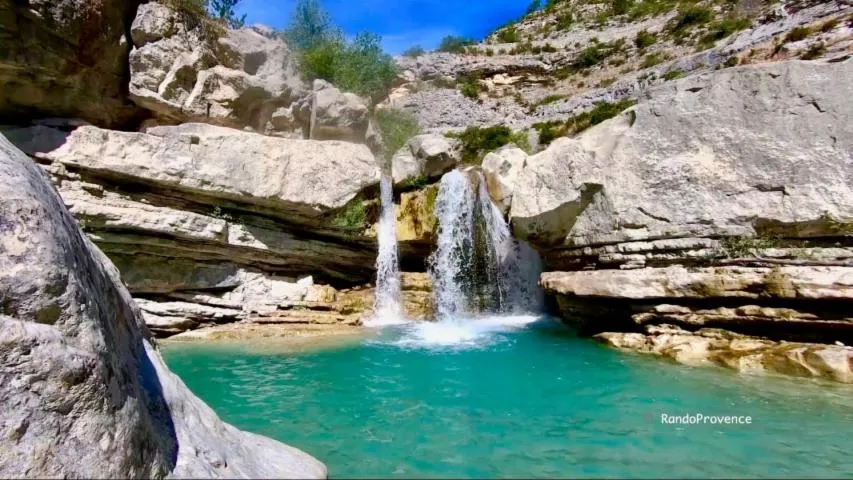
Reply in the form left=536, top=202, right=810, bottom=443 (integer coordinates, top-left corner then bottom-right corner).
left=0, top=0, right=142, bottom=126
left=510, top=61, right=853, bottom=249
left=481, top=144, right=527, bottom=214
left=391, top=134, right=461, bottom=186
left=0, top=133, right=326, bottom=478
left=128, top=2, right=308, bottom=134
left=26, top=124, right=380, bottom=223
left=308, top=80, right=370, bottom=142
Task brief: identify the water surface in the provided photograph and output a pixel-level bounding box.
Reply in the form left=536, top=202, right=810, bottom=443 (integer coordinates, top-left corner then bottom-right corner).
left=163, top=317, right=853, bottom=478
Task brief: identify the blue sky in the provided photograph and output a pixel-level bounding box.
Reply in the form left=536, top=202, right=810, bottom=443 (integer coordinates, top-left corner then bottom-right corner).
left=236, top=0, right=530, bottom=54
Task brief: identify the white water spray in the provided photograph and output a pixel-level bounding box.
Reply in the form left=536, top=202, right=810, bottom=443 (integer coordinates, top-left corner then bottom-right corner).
left=366, top=175, right=406, bottom=326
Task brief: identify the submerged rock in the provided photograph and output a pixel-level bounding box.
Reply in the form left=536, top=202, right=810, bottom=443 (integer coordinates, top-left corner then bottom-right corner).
left=595, top=325, right=853, bottom=384
left=0, top=133, right=327, bottom=478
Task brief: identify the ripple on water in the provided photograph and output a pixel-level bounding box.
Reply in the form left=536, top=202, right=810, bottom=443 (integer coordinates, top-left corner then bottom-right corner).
left=162, top=317, right=853, bottom=478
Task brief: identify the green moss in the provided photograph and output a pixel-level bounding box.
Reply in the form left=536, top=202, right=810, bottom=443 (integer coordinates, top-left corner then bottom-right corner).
left=719, top=235, right=780, bottom=258
left=331, top=196, right=368, bottom=231
left=400, top=175, right=430, bottom=190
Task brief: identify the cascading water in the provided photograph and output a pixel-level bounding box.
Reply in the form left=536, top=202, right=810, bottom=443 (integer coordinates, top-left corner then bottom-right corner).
left=427, top=169, right=543, bottom=322
left=366, top=175, right=406, bottom=326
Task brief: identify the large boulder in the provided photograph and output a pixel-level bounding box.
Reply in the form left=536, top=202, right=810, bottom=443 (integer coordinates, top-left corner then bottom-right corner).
left=307, top=79, right=370, bottom=142
left=391, top=134, right=461, bottom=186
left=510, top=60, right=853, bottom=249
left=128, top=2, right=308, bottom=134
left=481, top=144, right=527, bottom=214
left=0, top=133, right=326, bottom=478
left=26, top=123, right=380, bottom=223
left=0, top=0, right=142, bottom=127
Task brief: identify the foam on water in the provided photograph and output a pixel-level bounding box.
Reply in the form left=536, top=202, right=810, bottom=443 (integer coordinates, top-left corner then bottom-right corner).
left=384, top=314, right=543, bottom=350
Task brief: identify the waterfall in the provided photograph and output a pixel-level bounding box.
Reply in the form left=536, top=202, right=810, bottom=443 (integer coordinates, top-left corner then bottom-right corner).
left=428, top=170, right=477, bottom=319
left=367, top=175, right=405, bottom=326
left=428, top=169, right=543, bottom=321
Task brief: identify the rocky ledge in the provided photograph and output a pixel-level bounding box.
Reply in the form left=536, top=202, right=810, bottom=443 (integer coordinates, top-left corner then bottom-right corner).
left=513, top=59, right=853, bottom=383
left=0, top=134, right=326, bottom=478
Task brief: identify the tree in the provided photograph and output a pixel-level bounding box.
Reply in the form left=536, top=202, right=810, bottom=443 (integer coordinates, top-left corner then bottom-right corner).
left=209, top=0, right=246, bottom=28
left=283, top=0, right=340, bottom=51
left=526, top=0, right=542, bottom=15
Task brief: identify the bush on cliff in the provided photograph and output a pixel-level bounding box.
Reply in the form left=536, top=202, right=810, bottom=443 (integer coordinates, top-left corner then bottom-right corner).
left=284, top=0, right=397, bottom=104
left=376, top=108, right=421, bottom=161
left=449, top=126, right=529, bottom=164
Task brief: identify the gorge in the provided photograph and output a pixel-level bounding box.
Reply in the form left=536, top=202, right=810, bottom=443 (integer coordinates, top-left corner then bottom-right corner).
left=1, top=0, right=852, bottom=478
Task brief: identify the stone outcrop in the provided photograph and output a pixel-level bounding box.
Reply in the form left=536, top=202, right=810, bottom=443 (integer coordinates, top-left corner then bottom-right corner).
left=481, top=144, right=527, bottom=214
left=530, top=60, right=853, bottom=383
left=512, top=60, right=852, bottom=265
left=128, top=2, right=309, bottom=135
left=3, top=122, right=385, bottom=338
left=0, top=0, right=143, bottom=127
left=0, top=133, right=326, bottom=478
left=307, top=80, right=370, bottom=142
left=596, top=325, right=853, bottom=383
left=391, top=134, right=461, bottom=186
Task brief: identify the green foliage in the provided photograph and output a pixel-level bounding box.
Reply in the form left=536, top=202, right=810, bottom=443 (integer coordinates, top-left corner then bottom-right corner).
left=627, top=0, right=680, bottom=20
left=634, top=29, right=657, bottom=50
left=783, top=26, right=811, bottom=43
left=819, top=18, right=839, bottom=32
left=532, top=99, right=636, bottom=146
left=667, top=6, right=714, bottom=35
left=209, top=0, right=245, bottom=28
left=375, top=108, right=421, bottom=161
left=161, top=0, right=223, bottom=39
left=723, top=55, right=739, bottom=67
left=402, top=45, right=426, bottom=58
left=458, top=74, right=484, bottom=100
left=449, top=126, right=527, bottom=164
left=438, top=35, right=475, bottom=53
left=697, top=16, right=751, bottom=49
left=610, top=0, right=633, bottom=16
left=573, top=43, right=610, bottom=69
left=720, top=236, right=779, bottom=258
left=497, top=26, right=520, bottom=43
left=282, top=0, right=337, bottom=51
left=534, top=94, right=567, bottom=107
left=556, top=11, right=574, bottom=30
left=285, top=1, right=397, bottom=104
left=400, top=175, right=430, bottom=190
left=800, top=42, right=826, bottom=60
left=663, top=68, right=684, bottom=80
left=331, top=196, right=367, bottom=231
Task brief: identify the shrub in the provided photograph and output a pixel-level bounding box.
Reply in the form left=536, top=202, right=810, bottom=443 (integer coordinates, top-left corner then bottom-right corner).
left=640, top=52, right=664, bottom=68
left=635, top=29, right=657, bottom=50
left=438, top=35, right=475, bottom=53
left=800, top=42, right=826, bottom=60
left=402, top=45, right=426, bottom=57
left=697, top=16, right=751, bottom=49
left=573, top=43, right=610, bottom=69
left=449, top=126, right=526, bottom=164
left=783, top=26, right=811, bottom=43
left=458, top=74, right=484, bottom=99
left=534, top=94, right=567, bottom=107
left=162, top=0, right=223, bottom=39
left=209, top=0, right=245, bottom=28
left=663, top=68, right=684, bottom=80
left=557, top=11, right=574, bottom=30
left=723, top=56, right=739, bottom=67
left=610, top=0, right=633, bottom=16
left=497, top=26, right=520, bottom=43
left=375, top=108, right=421, bottom=161
left=400, top=175, right=430, bottom=190
left=819, top=18, right=839, bottom=32
left=667, top=6, right=713, bottom=35
left=532, top=99, right=636, bottom=145
left=285, top=1, right=397, bottom=104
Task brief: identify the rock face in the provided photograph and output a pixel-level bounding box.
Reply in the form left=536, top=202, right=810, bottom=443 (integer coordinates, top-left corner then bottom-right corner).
left=308, top=80, right=370, bottom=142
left=3, top=123, right=383, bottom=337
left=128, top=2, right=308, bottom=135
left=481, top=144, right=527, bottom=214
left=530, top=60, right=853, bottom=383
left=391, top=134, right=461, bottom=186
left=0, top=134, right=326, bottom=478
left=0, top=0, right=143, bottom=127
left=512, top=60, right=853, bottom=251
